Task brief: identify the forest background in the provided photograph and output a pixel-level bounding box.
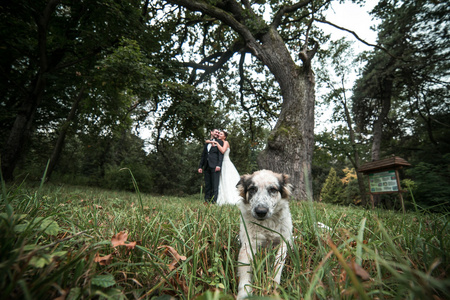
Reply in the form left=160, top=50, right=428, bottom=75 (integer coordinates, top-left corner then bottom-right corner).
left=1, top=0, right=449, bottom=211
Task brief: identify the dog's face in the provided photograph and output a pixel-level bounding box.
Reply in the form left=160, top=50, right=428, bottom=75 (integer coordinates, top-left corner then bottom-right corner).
left=236, top=170, right=292, bottom=220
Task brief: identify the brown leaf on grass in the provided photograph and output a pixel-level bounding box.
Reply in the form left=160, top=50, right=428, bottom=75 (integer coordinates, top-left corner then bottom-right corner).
left=94, top=253, right=113, bottom=265
left=111, top=231, right=137, bottom=249
left=348, top=260, right=371, bottom=281
left=125, top=241, right=137, bottom=249
left=94, top=204, right=103, bottom=209
left=158, top=245, right=187, bottom=271
left=112, top=231, right=128, bottom=247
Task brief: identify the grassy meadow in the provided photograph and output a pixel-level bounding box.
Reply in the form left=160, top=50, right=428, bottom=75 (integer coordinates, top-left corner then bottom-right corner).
left=1, top=177, right=449, bottom=299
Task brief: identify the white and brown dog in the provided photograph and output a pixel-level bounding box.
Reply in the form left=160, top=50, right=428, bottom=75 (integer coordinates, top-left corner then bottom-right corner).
left=236, top=170, right=293, bottom=299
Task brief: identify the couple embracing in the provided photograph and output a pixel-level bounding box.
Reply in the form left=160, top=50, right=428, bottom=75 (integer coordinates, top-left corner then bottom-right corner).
left=198, top=129, right=240, bottom=205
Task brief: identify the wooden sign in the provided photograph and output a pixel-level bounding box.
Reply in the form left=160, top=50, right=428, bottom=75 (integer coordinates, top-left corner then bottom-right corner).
left=369, top=170, right=399, bottom=193
left=358, top=155, right=411, bottom=213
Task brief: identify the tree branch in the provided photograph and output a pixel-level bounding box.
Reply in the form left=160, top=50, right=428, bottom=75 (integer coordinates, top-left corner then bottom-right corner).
left=272, top=0, right=312, bottom=28
left=314, top=18, right=399, bottom=59
left=184, top=39, right=245, bottom=85
left=167, top=0, right=257, bottom=44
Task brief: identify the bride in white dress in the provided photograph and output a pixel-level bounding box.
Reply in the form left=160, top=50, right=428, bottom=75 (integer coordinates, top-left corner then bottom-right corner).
left=208, top=131, right=241, bottom=205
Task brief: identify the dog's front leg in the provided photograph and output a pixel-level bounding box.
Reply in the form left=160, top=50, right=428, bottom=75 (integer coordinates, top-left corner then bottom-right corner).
left=273, top=241, right=288, bottom=285
left=237, top=243, right=252, bottom=300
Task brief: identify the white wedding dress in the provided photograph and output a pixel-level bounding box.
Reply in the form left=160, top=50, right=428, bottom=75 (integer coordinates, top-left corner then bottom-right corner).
left=217, top=148, right=241, bottom=205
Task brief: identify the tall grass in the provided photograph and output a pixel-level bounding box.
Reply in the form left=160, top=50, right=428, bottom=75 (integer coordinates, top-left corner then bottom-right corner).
left=1, top=176, right=449, bottom=299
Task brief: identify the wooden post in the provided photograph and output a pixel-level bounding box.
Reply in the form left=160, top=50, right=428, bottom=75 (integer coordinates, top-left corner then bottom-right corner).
left=395, top=169, right=405, bottom=214
left=370, top=193, right=374, bottom=209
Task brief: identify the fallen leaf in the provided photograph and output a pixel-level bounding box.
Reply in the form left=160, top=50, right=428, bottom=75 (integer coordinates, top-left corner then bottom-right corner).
left=158, top=245, right=187, bottom=271
left=348, top=260, right=370, bottom=281
left=94, top=253, right=113, bottom=265
left=125, top=241, right=136, bottom=249
left=111, top=231, right=128, bottom=247
left=111, top=231, right=136, bottom=249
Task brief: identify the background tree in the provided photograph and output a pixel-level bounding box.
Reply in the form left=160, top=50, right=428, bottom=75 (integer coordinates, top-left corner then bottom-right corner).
left=0, top=0, right=206, bottom=187
left=316, top=38, right=369, bottom=205
left=320, top=167, right=345, bottom=204
left=161, top=0, right=336, bottom=199
left=1, top=0, right=151, bottom=181
left=352, top=0, right=450, bottom=209
left=353, top=0, right=449, bottom=159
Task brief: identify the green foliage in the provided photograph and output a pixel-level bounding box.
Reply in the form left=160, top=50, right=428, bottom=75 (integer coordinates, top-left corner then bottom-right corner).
left=353, top=0, right=450, bottom=142
left=1, top=0, right=193, bottom=184
left=345, top=176, right=362, bottom=205
left=314, top=0, right=450, bottom=210
left=406, top=154, right=450, bottom=210
left=320, top=167, right=345, bottom=205
left=0, top=187, right=96, bottom=299
left=146, top=140, right=204, bottom=195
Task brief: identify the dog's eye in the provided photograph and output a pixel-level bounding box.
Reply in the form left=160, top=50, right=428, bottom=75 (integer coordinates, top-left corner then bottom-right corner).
left=248, top=186, right=257, bottom=195
left=269, top=187, right=279, bottom=194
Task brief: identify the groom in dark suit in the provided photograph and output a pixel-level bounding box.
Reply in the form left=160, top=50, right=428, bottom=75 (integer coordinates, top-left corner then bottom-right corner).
left=198, top=129, right=224, bottom=204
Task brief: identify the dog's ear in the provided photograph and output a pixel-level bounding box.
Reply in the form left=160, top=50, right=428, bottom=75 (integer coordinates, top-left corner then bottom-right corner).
left=280, top=174, right=293, bottom=199
left=236, top=174, right=252, bottom=203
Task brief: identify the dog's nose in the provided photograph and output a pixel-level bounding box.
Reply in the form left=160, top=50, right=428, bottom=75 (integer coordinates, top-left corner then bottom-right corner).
left=254, top=206, right=269, bottom=218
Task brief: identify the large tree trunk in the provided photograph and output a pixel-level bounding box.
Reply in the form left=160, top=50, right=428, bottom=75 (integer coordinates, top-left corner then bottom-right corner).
left=253, top=28, right=315, bottom=200
left=1, top=74, right=47, bottom=181
left=1, top=0, right=60, bottom=181
left=371, top=78, right=393, bottom=161
left=371, top=77, right=392, bottom=206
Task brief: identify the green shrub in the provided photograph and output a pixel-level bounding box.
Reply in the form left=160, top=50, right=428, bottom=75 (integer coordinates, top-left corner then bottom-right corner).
left=320, top=167, right=345, bottom=204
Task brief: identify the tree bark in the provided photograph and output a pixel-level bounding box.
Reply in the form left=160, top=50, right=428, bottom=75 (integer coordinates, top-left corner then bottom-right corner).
left=1, top=0, right=61, bottom=181
left=371, top=77, right=393, bottom=207
left=45, top=87, right=85, bottom=181
left=371, top=77, right=393, bottom=161
left=254, top=28, right=315, bottom=200
left=1, top=73, right=47, bottom=181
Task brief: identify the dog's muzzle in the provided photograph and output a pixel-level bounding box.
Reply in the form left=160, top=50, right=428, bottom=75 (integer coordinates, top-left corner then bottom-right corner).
left=253, top=205, right=269, bottom=220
